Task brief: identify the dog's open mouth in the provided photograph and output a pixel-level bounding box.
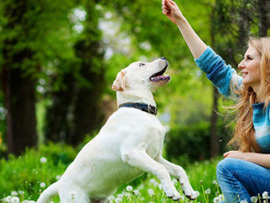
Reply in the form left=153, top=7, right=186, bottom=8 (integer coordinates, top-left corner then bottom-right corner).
left=150, top=64, right=171, bottom=82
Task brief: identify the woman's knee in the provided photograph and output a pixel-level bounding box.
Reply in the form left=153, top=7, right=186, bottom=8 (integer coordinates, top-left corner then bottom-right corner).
left=216, top=158, right=240, bottom=179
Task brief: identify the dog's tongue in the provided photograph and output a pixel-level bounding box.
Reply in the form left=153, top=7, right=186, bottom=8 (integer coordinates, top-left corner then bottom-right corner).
left=150, top=75, right=170, bottom=81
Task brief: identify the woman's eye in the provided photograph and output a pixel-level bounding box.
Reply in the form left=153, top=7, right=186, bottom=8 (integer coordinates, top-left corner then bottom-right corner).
left=246, top=56, right=252, bottom=60
left=139, top=63, right=145, bottom=67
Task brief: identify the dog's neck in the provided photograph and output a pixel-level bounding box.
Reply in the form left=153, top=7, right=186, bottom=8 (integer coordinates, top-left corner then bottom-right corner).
left=116, top=90, right=156, bottom=107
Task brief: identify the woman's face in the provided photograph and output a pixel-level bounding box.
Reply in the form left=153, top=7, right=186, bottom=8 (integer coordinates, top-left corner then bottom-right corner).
left=238, top=46, right=261, bottom=90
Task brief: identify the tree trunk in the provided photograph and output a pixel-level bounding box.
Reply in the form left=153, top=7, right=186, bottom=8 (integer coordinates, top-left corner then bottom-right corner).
left=258, top=0, right=270, bottom=37
left=2, top=0, right=38, bottom=155
left=210, top=87, right=220, bottom=158
left=209, top=5, right=220, bottom=158
left=45, top=73, right=76, bottom=143
left=72, top=40, right=105, bottom=145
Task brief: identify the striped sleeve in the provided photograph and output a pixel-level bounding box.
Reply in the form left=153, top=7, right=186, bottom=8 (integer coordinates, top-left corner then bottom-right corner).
left=194, top=46, right=243, bottom=99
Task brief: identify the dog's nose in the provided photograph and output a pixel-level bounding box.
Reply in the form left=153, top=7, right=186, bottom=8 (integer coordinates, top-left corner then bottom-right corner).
left=161, top=57, right=167, bottom=60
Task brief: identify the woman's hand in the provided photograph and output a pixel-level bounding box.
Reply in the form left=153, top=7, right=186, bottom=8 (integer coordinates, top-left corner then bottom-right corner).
left=223, top=150, right=246, bottom=160
left=224, top=150, right=270, bottom=168
left=162, top=0, right=185, bottom=25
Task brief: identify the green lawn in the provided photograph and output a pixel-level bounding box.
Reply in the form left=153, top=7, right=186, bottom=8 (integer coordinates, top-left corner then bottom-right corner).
left=0, top=143, right=224, bottom=203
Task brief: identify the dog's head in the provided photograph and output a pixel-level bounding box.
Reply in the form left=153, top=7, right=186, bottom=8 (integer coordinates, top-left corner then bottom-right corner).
left=112, top=57, right=170, bottom=92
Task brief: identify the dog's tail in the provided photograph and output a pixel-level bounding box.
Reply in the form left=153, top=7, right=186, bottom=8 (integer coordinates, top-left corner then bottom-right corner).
left=37, top=182, right=58, bottom=203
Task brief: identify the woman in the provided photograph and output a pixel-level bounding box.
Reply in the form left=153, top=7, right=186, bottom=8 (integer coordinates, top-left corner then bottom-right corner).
left=161, top=0, right=270, bottom=202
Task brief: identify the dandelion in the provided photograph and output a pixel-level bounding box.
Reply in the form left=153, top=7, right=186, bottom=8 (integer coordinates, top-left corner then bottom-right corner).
left=40, top=182, right=46, bottom=188
left=148, top=188, right=155, bottom=196
left=40, top=157, right=47, bottom=163
left=4, top=196, right=12, bottom=202
left=250, top=196, right=258, bottom=203
left=117, top=194, right=124, bottom=199
left=11, top=197, right=20, bottom=203
left=18, top=190, right=25, bottom=195
left=219, top=194, right=224, bottom=202
left=11, top=191, right=18, bottom=196
left=212, top=180, right=218, bottom=185
left=205, top=188, right=211, bottom=195
left=158, top=184, right=163, bottom=190
left=214, top=197, right=219, bottom=203
left=263, top=191, right=269, bottom=199
left=126, top=185, right=133, bottom=192
left=115, top=197, right=122, bottom=203
left=56, top=175, right=61, bottom=180
left=240, top=200, right=248, bottom=203
left=133, top=189, right=140, bottom=196
left=150, top=178, right=158, bottom=186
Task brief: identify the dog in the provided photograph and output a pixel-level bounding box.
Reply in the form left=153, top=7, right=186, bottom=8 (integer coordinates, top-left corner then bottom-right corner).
left=37, top=57, right=198, bottom=203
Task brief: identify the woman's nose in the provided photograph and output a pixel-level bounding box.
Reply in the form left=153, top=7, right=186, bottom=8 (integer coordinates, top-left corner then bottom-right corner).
left=238, top=60, right=245, bottom=69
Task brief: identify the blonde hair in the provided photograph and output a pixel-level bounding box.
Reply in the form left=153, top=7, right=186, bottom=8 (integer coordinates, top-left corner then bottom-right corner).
left=228, top=37, right=270, bottom=152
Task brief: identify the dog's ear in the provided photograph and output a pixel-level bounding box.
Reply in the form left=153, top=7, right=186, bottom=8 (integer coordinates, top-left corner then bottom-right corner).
left=112, top=70, right=126, bottom=91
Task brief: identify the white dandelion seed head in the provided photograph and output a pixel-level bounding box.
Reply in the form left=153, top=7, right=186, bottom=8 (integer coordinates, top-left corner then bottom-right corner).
left=133, top=189, right=140, bottom=195
left=212, top=180, right=218, bottom=185
left=22, top=201, right=29, bottom=203
left=148, top=189, right=155, bottom=196
left=150, top=178, right=157, bottom=184
left=40, top=157, right=47, bottom=163
left=115, top=197, right=122, bottom=203
left=240, top=200, right=248, bottom=203
left=263, top=191, right=269, bottom=199
left=250, top=196, right=258, bottom=203
left=117, top=194, right=124, bottom=198
left=158, top=184, right=163, bottom=190
left=56, top=175, right=61, bottom=180
left=126, top=185, right=133, bottom=192
left=214, top=197, right=219, bottom=203
left=11, top=191, right=18, bottom=196
left=194, top=191, right=200, bottom=197
left=219, top=194, right=224, bottom=201
left=40, top=182, right=46, bottom=188
left=11, top=197, right=20, bottom=203
left=205, top=188, right=211, bottom=195
left=4, top=196, right=12, bottom=202
left=18, top=190, right=25, bottom=195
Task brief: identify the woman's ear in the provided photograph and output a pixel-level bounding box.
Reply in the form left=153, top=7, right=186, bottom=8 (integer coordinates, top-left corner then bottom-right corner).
left=112, top=70, right=126, bottom=91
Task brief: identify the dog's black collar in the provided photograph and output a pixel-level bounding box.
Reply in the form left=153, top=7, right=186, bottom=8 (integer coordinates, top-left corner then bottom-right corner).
left=119, top=102, right=157, bottom=115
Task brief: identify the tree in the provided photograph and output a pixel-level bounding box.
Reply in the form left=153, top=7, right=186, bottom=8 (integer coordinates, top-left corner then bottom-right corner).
left=44, top=0, right=106, bottom=146
left=1, top=0, right=39, bottom=155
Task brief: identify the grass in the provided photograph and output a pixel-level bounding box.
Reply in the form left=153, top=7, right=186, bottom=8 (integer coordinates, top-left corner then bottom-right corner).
left=0, top=143, right=224, bottom=203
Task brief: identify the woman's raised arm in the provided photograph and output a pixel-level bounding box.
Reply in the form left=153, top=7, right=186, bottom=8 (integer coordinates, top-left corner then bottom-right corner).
left=162, top=0, right=207, bottom=59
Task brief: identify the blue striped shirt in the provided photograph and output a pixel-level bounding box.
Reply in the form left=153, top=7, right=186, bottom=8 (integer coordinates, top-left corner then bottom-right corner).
left=195, top=47, right=270, bottom=153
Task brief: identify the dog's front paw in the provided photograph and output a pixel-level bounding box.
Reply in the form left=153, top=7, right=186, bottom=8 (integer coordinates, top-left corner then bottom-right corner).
left=165, top=187, right=181, bottom=201
left=183, top=190, right=199, bottom=200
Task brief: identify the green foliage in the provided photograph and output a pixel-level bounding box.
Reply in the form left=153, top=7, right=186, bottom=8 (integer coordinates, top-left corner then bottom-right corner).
left=166, top=121, right=232, bottom=163
left=0, top=143, right=223, bottom=203
left=0, top=143, right=76, bottom=200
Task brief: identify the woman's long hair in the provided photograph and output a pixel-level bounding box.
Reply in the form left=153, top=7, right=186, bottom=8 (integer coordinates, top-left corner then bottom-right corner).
left=228, top=37, right=270, bottom=152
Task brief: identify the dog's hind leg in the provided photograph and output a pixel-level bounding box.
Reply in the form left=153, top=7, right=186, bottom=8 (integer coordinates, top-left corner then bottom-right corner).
left=37, top=182, right=58, bottom=203
left=156, top=155, right=198, bottom=200
left=122, top=150, right=181, bottom=201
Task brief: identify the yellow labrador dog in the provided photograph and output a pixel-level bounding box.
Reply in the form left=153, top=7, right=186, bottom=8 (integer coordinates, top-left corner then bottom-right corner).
left=37, top=57, right=198, bottom=203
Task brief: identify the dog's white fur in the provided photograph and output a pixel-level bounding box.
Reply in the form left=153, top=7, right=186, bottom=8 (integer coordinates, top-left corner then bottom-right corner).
left=37, top=58, right=198, bottom=203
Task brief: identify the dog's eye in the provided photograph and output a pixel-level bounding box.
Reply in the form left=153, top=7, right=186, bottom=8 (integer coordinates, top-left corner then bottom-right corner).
left=139, top=63, right=145, bottom=67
